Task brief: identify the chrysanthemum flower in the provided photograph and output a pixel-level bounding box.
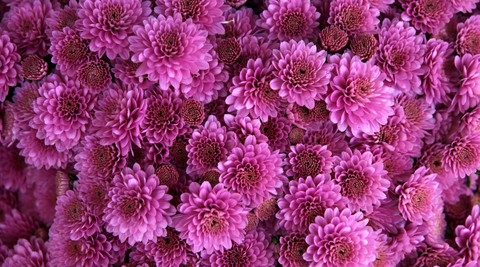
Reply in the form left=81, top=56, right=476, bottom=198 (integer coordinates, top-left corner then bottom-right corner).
left=217, top=38, right=242, bottom=65
left=304, top=208, right=379, bottom=266
left=77, top=175, right=111, bottom=219
left=421, top=38, right=455, bottom=105
left=303, top=121, right=349, bottom=156
left=155, top=0, right=229, bottom=35
left=277, top=176, right=347, bottom=233
left=104, top=164, right=176, bottom=246
left=319, top=26, right=348, bottom=52
left=1, top=0, right=55, bottom=57
left=45, top=0, right=80, bottom=34
left=413, top=244, right=459, bottom=267
left=0, top=209, right=40, bottom=248
left=155, top=165, right=179, bottom=187
left=333, top=149, right=390, bottom=213
left=395, top=167, right=442, bottom=224
left=457, top=16, right=480, bottom=56
left=451, top=54, right=480, bottom=113
left=257, top=0, right=320, bottom=42
left=442, top=131, right=480, bottom=178
left=455, top=205, right=480, bottom=262
left=0, top=145, right=26, bottom=192
left=328, top=0, right=380, bottom=35
left=286, top=144, right=334, bottom=179
left=289, top=127, right=305, bottom=144
left=350, top=33, right=378, bottom=61
left=30, top=168, right=57, bottom=226
left=364, top=199, right=404, bottom=235
left=376, top=18, right=426, bottom=94
left=49, top=230, right=116, bottom=267
left=452, top=0, right=480, bottom=13
left=400, top=0, right=454, bottom=34
left=0, top=33, right=21, bottom=102
left=2, top=237, right=51, bottom=267
left=49, top=28, right=94, bottom=77
left=181, top=99, right=205, bottom=126
left=10, top=81, right=40, bottom=130
left=226, top=58, right=282, bottom=122
left=260, top=116, right=292, bottom=152
left=168, top=133, right=191, bottom=169
left=222, top=7, right=258, bottom=39
left=326, top=52, right=394, bottom=134
left=224, top=114, right=268, bottom=144
left=77, top=0, right=151, bottom=59
left=112, top=57, right=156, bottom=89
left=203, top=228, right=274, bottom=267
left=218, top=135, right=284, bottom=207
left=279, top=232, right=309, bottom=267
left=30, top=74, right=96, bottom=151
left=77, top=59, right=112, bottom=94
left=0, top=102, right=18, bottom=146
left=128, top=14, right=212, bottom=90
left=19, top=54, right=47, bottom=81
left=271, top=40, right=331, bottom=109
left=172, top=182, right=249, bottom=253
left=186, top=116, right=237, bottom=176
left=91, top=81, right=147, bottom=155
left=395, top=95, right=436, bottom=138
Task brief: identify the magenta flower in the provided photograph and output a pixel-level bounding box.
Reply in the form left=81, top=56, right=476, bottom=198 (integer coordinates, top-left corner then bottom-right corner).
left=112, top=57, right=156, bottom=89
left=172, top=182, right=249, bottom=254
left=0, top=33, right=21, bottom=102
left=271, top=40, right=331, bottom=109
left=326, top=52, right=394, bottom=134
left=328, top=0, right=380, bottom=35
left=128, top=14, right=213, bottom=90
left=285, top=144, right=334, bottom=180
left=224, top=114, right=268, bottom=144
left=442, top=131, right=480, bottom=178
left=104, top=164, right=175, bottom=246
left=45, top=0, right=80, bottom=34
left=304, top=208, right=379, bottom=266
left=257, top=0, right=320, bottom=42
left=30, top=74, right=96, bottom=152
left=303, top=121, right=349, bottom=156
left=277, top=176, right=347, bottom=233
left=77, top=0, right=151, bottom=59
left=456, top=205, right=480, bottom=262
left=218, top=135, right=285, bottom=207
left=77, top=59, right=112, bottom=94
left=279, top=232, right=309, bottom=267
left=0, top=209, right=40, bottom=248
left=0, top=145, right=26, bottom=192
left=10, top=81, right=41, bottom=131
left=400, top=0, right=454, bottom=34
left=19, top=54, right=48, bottom=81
left=260, top=116, right=292, bottom=153
left=451, top=54, right=480, bottom=113
left=2, top=237, right=51, bottom=267
left=186, top=116, right=237, bottom=176
left=77, top=175, right=111, bottom=218
left=456, top=15, right=480, bottom=56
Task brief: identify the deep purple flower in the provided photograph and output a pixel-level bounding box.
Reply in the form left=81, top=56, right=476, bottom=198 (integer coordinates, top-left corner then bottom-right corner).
left=350, top=33, right=378, bottom=61
left=30, top=74, right=96, bottom=152
left=172, top=182, right=249, bottom=254
left=279, top=232, right=309, bottom=267
left=304, top=208, right=379, bottom=266
left=0, top=144, right=26, bottom=192
left=77, top=59, right=112, bottom=94
left=260, top=116, right=292, bottom=153
left=141, top=87, right=185, bottom=146
left=218, top=135, right=284, bottom=207
left=451, top=54, right=480, bottom=113
left=181, top=98, right=205, bottom=126
left=0, top=33, right=21, bottom=102
left=270, top=40, right=331, bottom=109
left=186, top=116, right=237, bottom=176
left=77, top=174, right=111, bottom=218
left=257, top=0, right=320, bottom=42
left=303, top=121, right=349, bottom=156
left=10, top=81, right=40, bottom=131
left=333, top=149, right=390, bottom=213
left=277, top=176, right=347, bottom=233
left=45, top=0, right=80, bottom=34
left=91, top=81, right=147, bottom=155
left=455, top=205, right=480, bottom=262
left=2, top=237, right=51, bottom=267
left=104, top=164, right=176, bottom=245
left=128, top=14, right=213, bottom=90
left=0, top=209, right=40, bottom=248
left=223, top=114, right=268, bottom=144
left=442, top=131, right=480, bottom=178
left=326, top=52, right=394, bottom=134
left=400, top=0, right=454, bottom=34
left=77, top=0, right=151, bottom=59
left=112, top=57, right=156, bottom=89
left=328, top=0, right=380, bottom=35
left=19, top=54, right=47, bottom=81
left=285, top=144, right=334, bottom=180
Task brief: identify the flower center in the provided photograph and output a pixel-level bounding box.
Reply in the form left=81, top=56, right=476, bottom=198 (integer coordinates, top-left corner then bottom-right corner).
left=329, top=240, right=354, bottom=263
left=281, top=11, right=306, bottom=36
left=121, top=198, right=139, bottom=216
left=201, top=170, right=221, bottom=186
left=388, top=50, right=406, bottom=68
left=79, top=60, right=110, bottom=88
left=197, top=141, right=221, bottom=165
left=156, top=165, right=179, bottom=186
left=402, top=100, right=422, bottom=123
left=59, top=94, right=80, bottom=118
left=412, top=189, right=428, bottom=210
left=20, top=54, right=47, bottom=80
left=157, top=31, right=180, bottom=57
left=301, top=201, right=324, bottom=225
left=375, top=124, right=399, bottom=144
left=103, top=6, right=124, bottom=27
left=170, top=138, right=189, bottom=167
left=340, top=169, right=367, bottom=197
left=289, top=238, right=309, bottom=262
left=338, top=7, right=362, bottom=32
left=61, top=38, right=89, bottom=62
left=66, top=240, right=83, bottom=256
left=66, top=200, right=84, bottom=221
left=224, top=246, right=248, bottom=265
left=466, top=31, right=480, bottom=53
left=150, top=102, right=170, bottom=125
left=257, top=82, right=279, bottom=103
left=310, top=100, right=329, bottom=122
left=217, top=38, right=242, bottom=65
left=181, top=99, right=204, bottom=126
left=291, top=61, right=314, bottom=84
left=91, top=185, right=107, bottom=204
left=92, top=145, right=114, bottom=168
left=174, top=0, right=201, bottom=20
left=457, top=146, right=477, bottom=166
left=351, top=77, right=371, bottom=97
left=295, top=150, right=323, bottom=178
left=202, top=215, right=226, bottom=234
left=420, top=0, right=440, bottom=15
left=236, top=163, right=260, bottom=186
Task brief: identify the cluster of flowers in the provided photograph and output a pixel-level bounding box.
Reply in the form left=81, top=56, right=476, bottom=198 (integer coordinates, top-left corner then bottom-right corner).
left=2, top=0, right=480, bottom=266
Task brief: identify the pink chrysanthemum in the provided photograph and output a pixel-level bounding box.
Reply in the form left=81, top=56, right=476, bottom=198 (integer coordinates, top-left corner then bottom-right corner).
left=52, top=190, right=101, bottom=240
left=128, top=14, right=212, bottom=90
left=395, top=95, right=436, bottom=138
left=0, top=33, right=21, bottom=102
left=30, top=74, right=96, bottom=151
left=186, top=116, right=237, bottom=176
left=16, top=128, right=73, bottom=170
left=172, top=182, right=249, bottom=254
left=224, top=114, right=268, bottom=144
left=270, top=40, right=331, bottom=109
left=19, top=54, right=47, bottom=81
left=77, top=175, right=111, bottom=218
left=303, top=121, right=349, bottom=156
left=257, top=0, right=320, bottom=42
left=49, top=28, right=94, bottom=77
left=181, top=99, right=205, bottom=126
left=222, top=7, right=258, bottom=39
left=451, top=54, right=480, bottom=113
left=0, top=145, right=26, bottom=192
left=77, top=59, right=112, bottom=94
left=421, top=38, right=454, bottom=105
left=77, top=0, right=151, bottom=59
left=328, top=0, right=380, bottom=36
left=319, top=26, right=348, bottom=52
left=260, top=116, right=292, bottom=153
left=10, top=81, right=39, bottom=131
left=0, top=102, right=18, bottom=146
left=104, top=164, right=175, bottom=246
left=395, top=167, right=442, bottom=224
left=285, top=144, right=334, bottom=180
left=279, top=232, right=309, bottom=267
left=49, top=230, right=115, bottom=267
left=452, top=0, right=480, bottom=13
left=226, top=58, right=282, bottom=122
left=141, top=87, right=185, bottom=146
left=218, top=135, right=284, bottom=207
left=155, top=0, right=229, bottom=35
left=413, top=244, right=459, bottom=267
left=277, top=176, right=347, bottom=233
left=203, top=228, right=274, bottom=267
left=456, top=15, right=480, bottom=56
left=376, top=18, right=426, bottom=94
left=304, top=208, right=379, bottom=267
left=364, top=199, right=404, bottom=235
left=326, top=52, right=394, bottom=135
left=455, top=205, right=480, bottom=262
left=0, top=209, right=40, bottom=248
left=1, top=0, right=55, bottom=57
left=45, top=0, right=80, bottom=34
left=2, top=237, right=51, bottom=267
left=112, top=57, right=156, bottom=89
left=442, top=131, right=480, bottom=178
left=31, top=168, right=57, bottom=226
left=91, top=81, right=147, bottom=155
left=333, top=149, right=390, bottom=213
left=400, top=0, right=453, bottom=34
left=74, top=135, right=127, bottom=179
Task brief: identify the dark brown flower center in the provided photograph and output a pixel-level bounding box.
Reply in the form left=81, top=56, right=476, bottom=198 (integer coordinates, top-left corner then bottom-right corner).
left=174, top=0, right=201, bottom=20
left=330, top=241, right=353, bottom=263
left=295, top=149, right=324, bottom=178
left=290, top=61, right=314, bottom=84
left=388, top=50, right=406, bottom=68
left=338, top=7, right=362, bottom=32
left=224, top=246, right=248, bottom=265
left=170, top=138, right=189, bottom=168
left=61, top=38, right=90, bottom=62
left=197, top=141, right=221, bottom=165
left=157, top=31, right=180, bottom=57
left=319, top=26, right=348, bottom=52
left=420, top=0, right=441, bottom=15
left=310, top=100, right=329, bottom=122
left=340, top=169, right=367, bottom=197
left=150, top=102, right=170, bottom=125
left=202, top=215, right=226, bottom=234
left=281, top=11, right=306, bottom=35
left=181, top=99, right=204, bottom=126
left=103, top=6, right=124, bottom=27
left=121, top=198, right=139, bottom=216
left=465, top=32, right=480, bottom=54
left=217, top=38, right=242, bottom=65
left=351, top=33, right=377, bottom=60
left=201, top=170, right=221, bottom=186
left=59, top=94, right=80, bottom=118
left=301, top=201, right=324, bottom=225
left=67, top=240, right=82, bottom=256
left=79, top=60, right=111, bottom=89
left=375, top=124, right=399, bottom=144
left=156, top=165, right=179, bottom=186
left=92, top=145, right=114, bottom=168
left=66, top=200, right=84, bottom=221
